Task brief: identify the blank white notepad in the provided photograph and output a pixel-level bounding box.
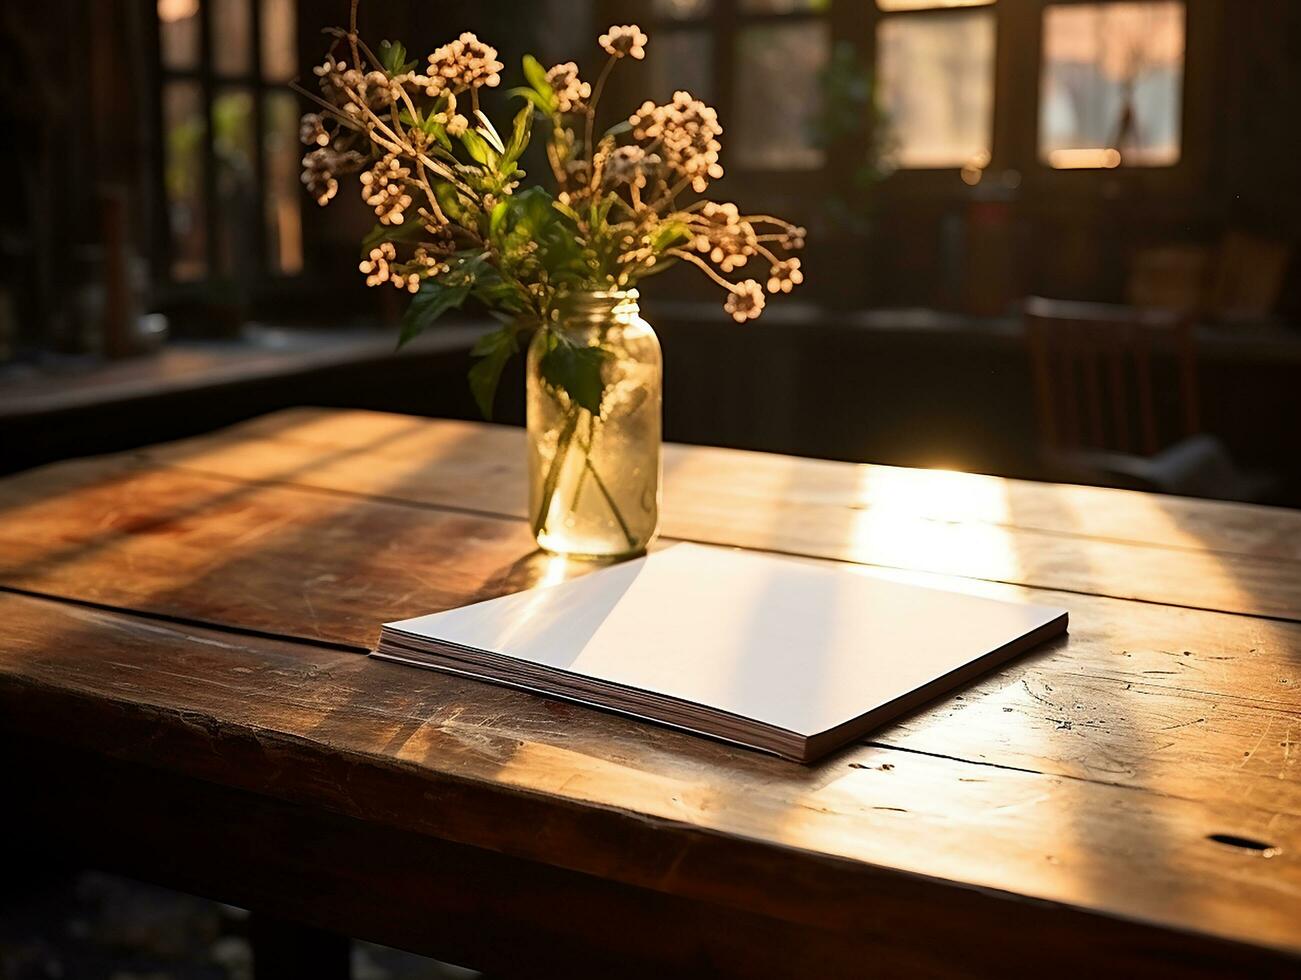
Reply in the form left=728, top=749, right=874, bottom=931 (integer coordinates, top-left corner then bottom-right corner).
left=372, top=543, right=1068, bottom=762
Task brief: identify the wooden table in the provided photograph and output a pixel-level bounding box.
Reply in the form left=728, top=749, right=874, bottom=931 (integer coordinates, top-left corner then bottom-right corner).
left=2, top=408, right=1299, bottom=976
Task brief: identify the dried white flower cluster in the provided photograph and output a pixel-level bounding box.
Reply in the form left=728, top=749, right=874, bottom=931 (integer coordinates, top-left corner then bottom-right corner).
left=673, top=199, right=806, bottom=320
left=299, top=113, right=329, bottom=147
left=423, top=32, right=503, bottom=95
left=300, top=145, right=364, bottom=205
left=603, top=145, right=659, bottom=189
left=298, top=15, right=804, bottom=327
left=358, top=242, right=450, bottom=294
left=361, top=69, right=407, bottom=108
left=693, top=202, right=755, bottom=273
left=360, top=154, right=413, bottom=225
left=630, top=91, right=724, bottom=193
left=300, top=148, right=339, bottom=205
left=300, top=31, right=506, bottom=217
left=546, top=62, right=591, bottom=113
left=599, top=25, right=648, bottom=61
left=526, top=27, right=803, bottom=323
left=724, top=280, right=766, bottom=323
left=298, top=54, right=408, bottom=207
left=358, top=242, right=397, bottom=288
left=432, top=95, right=470, bottom=137
left=767, top=258, right=804, bottom=294
left=312, top=56, right=349, bottom=98
left=311, top=56, right=404, bottom=117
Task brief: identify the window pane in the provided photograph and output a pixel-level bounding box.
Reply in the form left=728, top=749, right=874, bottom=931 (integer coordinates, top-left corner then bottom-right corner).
left=158, top=0, right=200, bottom=70
left=211, top=0, right=253, bottom=76
left=1040, top=1, right=1184, bottom=168
left=213, top=89, right=259, bottom=279
left=876, top=10, right=995, bottom=168
left=261, top=0, right=298, bottom=80
left=740, top=0, right=829, bottom=12
left=645, top=29, right=713, bottom=105
left=877, top=0, right=993, bottom=11
left=653, top=0, right=712, bottom=18
left=264, top=92, right=304, bottom=275
left=734, top=21, right=828, bottom=169
left=163, top=82, right=206, bottom=280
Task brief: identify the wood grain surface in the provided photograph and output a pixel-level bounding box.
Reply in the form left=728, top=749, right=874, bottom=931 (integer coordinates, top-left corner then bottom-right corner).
left=1, top=408, right=1298, bottom=975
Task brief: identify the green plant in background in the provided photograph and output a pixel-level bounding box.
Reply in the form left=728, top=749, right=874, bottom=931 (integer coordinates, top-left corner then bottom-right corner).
left=296, top=3, right=806, bottom=419
left=809, top=40, right=896, bottom=234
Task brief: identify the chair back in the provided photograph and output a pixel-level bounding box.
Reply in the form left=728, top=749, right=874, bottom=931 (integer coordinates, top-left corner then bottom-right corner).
left=1024, top=296, right=1199, bottom=457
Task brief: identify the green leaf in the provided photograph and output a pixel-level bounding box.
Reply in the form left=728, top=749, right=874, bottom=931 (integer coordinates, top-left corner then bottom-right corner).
left=378, top=40, right=414, bottom=74
left=488, top=198, right=509, bottom=238
left=522, top=54, right=549, bottom=90
left=502, top=103, right=533, bottom=167
left=551, top=197, right=583, bottom=223
left=433, top=182, right=472, bottom=224
left=591, top=193, right=617, bottom=231
left=419, top=96, right=452, bottom=148
left=521, top=54, right=557, bottom=112
left=496, top=186, right=552, bottom=238
left=398, top=278, right=472, bottom=348
left=507, top=86, right=555, bottom=114
left=398, top=108, right=452, bottom=152
left=650, top=220, right=691, bottom=252
left=602, top=119, right=632, bottom=139
left=473, top=278, right=523, bottom=311
left=459, top=128, right=498, bottom=168
left=467, top=326, right=519, bottom=419
left=470, top=325, right=511, bottom=357
left=490, top=187, right=585, bottom=281
left=442, top=251, right=492, bottom=288
left=540, top=336, right=610, bottom=415
left=418, top=115, right=453, bottom=151
left=469, top=261, right=527, bottom=313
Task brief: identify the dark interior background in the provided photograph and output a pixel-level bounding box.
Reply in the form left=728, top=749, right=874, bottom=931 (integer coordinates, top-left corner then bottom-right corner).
left=1, top=2, right=1299, bottom=975
left=2, top=0, right=1299, bottom=502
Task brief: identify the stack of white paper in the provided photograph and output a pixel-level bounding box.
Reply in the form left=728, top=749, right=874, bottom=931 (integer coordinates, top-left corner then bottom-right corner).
left=372, top=543, right=1068, bottom=762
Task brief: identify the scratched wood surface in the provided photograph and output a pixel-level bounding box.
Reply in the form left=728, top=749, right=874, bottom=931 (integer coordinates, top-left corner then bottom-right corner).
left=134, top=408, right=1301, bottom=616
left=1, top=408, right=1299, bottom=975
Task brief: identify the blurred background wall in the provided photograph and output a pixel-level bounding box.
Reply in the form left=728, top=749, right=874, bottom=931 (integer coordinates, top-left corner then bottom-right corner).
left=2, top=0, right=1299, bottom=503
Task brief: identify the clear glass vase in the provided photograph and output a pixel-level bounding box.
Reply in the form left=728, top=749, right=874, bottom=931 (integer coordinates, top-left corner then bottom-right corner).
left=527, top=289, right=662, bottom=559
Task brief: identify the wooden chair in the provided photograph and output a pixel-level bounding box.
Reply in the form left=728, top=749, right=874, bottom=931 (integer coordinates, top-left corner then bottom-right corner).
left=1025, top=296, right=1198, bottom=459
left=1023, top=296, right=1269, bottom=500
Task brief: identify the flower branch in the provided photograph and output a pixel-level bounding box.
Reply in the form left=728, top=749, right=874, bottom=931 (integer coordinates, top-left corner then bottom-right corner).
left=299, top=5, right=805, bottom=414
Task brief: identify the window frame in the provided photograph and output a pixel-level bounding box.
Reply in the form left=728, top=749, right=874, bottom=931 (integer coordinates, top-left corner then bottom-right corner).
left=615, top=0, right=1204, bottom=200
left=869, top=0, right=1001, bottom=176
left=150, top=0, right=302, bottom=291
left=631, top=1, right=833, bottom=175
left=1019, top=0, right=1212, bottom=198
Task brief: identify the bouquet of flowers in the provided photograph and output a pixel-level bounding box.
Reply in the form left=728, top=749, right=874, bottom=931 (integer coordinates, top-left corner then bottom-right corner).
left=298, top=3, right=806, bottom=417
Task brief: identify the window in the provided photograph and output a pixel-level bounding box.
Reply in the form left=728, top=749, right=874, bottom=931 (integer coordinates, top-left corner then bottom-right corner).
left=875, top=1, right=997, bottom=169
left=639, top=0, right=1191, bottom=180
left=644, top=0, right=829, bottom=172
left=1040, top=1, right=1185, bottom=168
left=156, top=0, right=301, bottom=284
left=733, top=17, right=828, bottom=168
left=646, top=0, right=716, bottom=103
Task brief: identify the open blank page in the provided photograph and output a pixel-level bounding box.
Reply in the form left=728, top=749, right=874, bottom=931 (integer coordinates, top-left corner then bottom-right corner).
left=384, top=543, right=1068, bottom=738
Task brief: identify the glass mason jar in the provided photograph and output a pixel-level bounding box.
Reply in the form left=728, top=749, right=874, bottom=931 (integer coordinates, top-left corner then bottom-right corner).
left=527, top=289, right=662, bottom=559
